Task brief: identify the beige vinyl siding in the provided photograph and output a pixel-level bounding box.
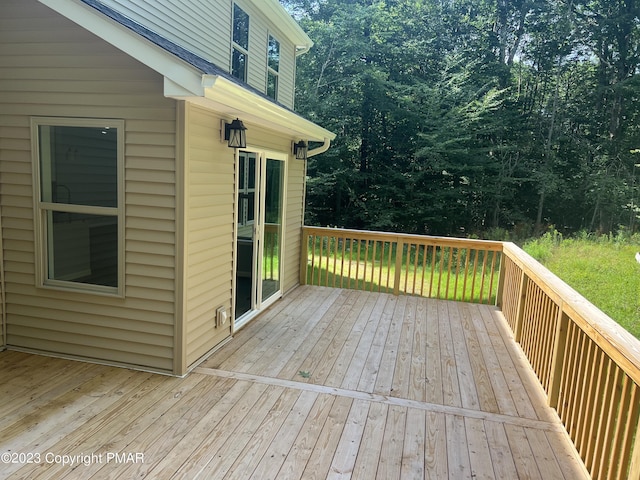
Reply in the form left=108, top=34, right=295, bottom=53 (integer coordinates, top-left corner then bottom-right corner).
left=183, top=104, right=234, bottom=369
left=98, top=0, right=297, bottom=109
left=277, top=41, right=297, bottom=108
left=246, top=4, right=269, bottom=95
left=244, top=4, right=296, bottom=107
left=0, top=0, right=177, bottom=372
left=283, top=155, right=305, bottom=292
left=99, top=0, right=231, bottom=69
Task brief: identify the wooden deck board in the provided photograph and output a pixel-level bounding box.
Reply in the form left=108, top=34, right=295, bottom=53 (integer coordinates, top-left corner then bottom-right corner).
left=0, top=286, right=589, bottom=479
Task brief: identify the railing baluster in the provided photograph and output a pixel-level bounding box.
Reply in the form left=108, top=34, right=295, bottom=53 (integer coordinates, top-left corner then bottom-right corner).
left=620, top=384, right=640, bottom=480
left=591, top=357, right=615, bottom=476
left=411, top=243, right=419, bottom=295
left=419, top=244, right=427, bottom=297
left=435, top=246, right=442, bottom=299
left=310, top=234, right=317, bottom=285
left=444, top=246, right=453, bottom=299
left=582, top=345, right=604, bottom=469
left=548, top=309, right=569, bottom=408
left=487, top=251, right=498, bottom=304
left=461, top=249, right=469, bottom=302
left=470, top=249, right=479, bottom=302
left=428, top=245, right=436, bottom=298
left=567, top=328, right=587, bottom=438
left=479, top=250, right=488, bottom=304
left=574, top=337, right=596, bottom=453
left=598, top=365, right=624, bottom=480
left=609, top=375, right=632, bottom=479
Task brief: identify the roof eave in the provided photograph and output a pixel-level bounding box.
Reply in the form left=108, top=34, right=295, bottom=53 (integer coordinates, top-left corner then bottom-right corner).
left=248, top=0, right=313, bottom=55
left=166, top=75, right=335, bottom=143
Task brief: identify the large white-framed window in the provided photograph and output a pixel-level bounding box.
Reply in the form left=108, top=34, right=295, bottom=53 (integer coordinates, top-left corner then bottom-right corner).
left=231, top=3, right=250, bottom=82
left=267, top=34, right=280, bottom=101
left=31, top=117, right=124, bottom=296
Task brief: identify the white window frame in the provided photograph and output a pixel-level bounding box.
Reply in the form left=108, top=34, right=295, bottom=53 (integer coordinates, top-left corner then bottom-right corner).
left=31, top=117, right=125, bottom=297
left=237, top=151, right=256, bottom=231
left=266, top=33, right=280, bottom=101
left=231, top=2, right=250, bottom=82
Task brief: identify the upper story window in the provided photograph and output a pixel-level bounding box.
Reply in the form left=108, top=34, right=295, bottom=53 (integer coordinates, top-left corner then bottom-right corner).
left=32, top=117, right=124, bottom=295
left=267, top=35, right=280, bottom=100
left=232, top=4, right=249, bottom=82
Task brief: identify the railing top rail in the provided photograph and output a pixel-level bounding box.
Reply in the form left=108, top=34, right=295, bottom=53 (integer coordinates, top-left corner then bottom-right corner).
left=503, top=241, right=640, bottom=385
left=302, top=226, right=504, bottom=251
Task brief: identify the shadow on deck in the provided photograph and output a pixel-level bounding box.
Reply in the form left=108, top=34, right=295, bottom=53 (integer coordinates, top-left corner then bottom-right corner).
left=0, top=285, right=587, bottom=479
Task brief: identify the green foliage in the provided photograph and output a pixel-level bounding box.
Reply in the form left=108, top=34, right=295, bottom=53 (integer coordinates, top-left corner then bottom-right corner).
left=286, top=0, right=640, bottom=238
left=522, top=228, right=564, bottom=262
left=524, top=231, right=640, bottom=337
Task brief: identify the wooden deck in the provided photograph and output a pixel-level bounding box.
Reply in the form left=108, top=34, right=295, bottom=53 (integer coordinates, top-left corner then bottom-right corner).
left=0, top=286, right=588, bottom=479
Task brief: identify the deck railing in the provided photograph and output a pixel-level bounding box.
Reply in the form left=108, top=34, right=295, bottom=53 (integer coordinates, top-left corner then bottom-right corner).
left=300, top=226, right=503, bottom=304
left=500, top=242, right=640, bottom=480
left=300, top=226, right=640, bottom=479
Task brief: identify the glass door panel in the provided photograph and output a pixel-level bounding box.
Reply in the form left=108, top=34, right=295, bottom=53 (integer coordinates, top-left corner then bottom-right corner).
left=262, top=158, right=284, bottom=302
left=235, top=151, right=257, bottom=318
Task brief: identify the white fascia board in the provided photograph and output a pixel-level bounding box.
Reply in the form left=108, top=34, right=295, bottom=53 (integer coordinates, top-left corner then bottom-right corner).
left=248, top=0, right=313, bottom=55
left=38, top=0, right=205, bottom=96
left=190, top=75, right=334, bottom=142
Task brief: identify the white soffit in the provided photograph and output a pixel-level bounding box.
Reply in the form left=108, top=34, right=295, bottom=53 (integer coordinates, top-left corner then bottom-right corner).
left=176, top=75, right=335, bottom=142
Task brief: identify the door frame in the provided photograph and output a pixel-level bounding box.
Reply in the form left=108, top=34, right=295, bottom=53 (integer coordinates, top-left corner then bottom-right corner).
left=232, top=147, right=288, bottom=331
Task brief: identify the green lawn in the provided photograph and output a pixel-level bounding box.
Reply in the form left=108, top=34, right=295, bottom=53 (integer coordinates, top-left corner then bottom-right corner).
left=524, top=232, right=640, bottom=338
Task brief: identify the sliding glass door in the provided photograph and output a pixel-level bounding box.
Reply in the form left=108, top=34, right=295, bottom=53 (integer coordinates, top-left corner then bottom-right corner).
left=234, top=151, right=285, bottom=326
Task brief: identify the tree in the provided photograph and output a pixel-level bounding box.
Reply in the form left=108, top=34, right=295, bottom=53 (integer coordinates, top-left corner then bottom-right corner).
left=286, top=0, right=640, bottom=236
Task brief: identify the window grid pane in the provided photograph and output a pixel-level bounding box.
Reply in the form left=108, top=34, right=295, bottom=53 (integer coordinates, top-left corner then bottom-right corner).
left=268, top=36, right=280, bottom=72
left=267, top=72, right=278, bottom=100
left=39, top=125, right=117, bottom=207
left=233, top=4, right=249, bottom=50
left=232, top=49, right=247, bottom=82
left=47, top=212, right=118, bottom=287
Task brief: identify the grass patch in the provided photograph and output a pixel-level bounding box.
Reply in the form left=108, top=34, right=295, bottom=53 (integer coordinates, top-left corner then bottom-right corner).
left=524, top=231, right=640, bottom=338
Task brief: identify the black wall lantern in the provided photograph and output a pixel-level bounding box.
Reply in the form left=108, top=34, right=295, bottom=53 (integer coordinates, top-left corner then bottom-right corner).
left=223, top=118, right=247, bottom=148
left=293, top=140, right=308, bottom=160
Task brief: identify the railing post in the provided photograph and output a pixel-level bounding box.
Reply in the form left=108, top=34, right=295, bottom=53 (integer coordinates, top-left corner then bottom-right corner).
left=495, top=249, right=506, bottom=308
left=300, top=228, right=309, bottom=286
left=547, top=306, right=569, bottom=408
left=393, top=237, right=404, bottom=296
left=514, top=272, right=528, bottom=342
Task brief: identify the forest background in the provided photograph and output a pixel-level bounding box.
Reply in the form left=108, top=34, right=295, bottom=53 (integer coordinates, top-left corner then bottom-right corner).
left=281, top=0, right=640, bottom=240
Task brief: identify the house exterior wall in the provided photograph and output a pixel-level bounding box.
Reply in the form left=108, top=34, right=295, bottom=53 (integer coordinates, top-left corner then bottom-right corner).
left=0, top=0, right=178, bottom=372
left=97, top=0, right=297, bottom=108
left=179, top=112, right=307, bottom=371
left=181, top=103, right=235, bottom=370
left=283, top=154, right=306, bottom=293
left=0, top=0, right=315, bottom=375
